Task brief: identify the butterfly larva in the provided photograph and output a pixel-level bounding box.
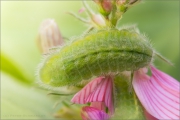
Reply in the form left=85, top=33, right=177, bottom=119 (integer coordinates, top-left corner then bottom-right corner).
left=38, top=29, right=153, bottom=87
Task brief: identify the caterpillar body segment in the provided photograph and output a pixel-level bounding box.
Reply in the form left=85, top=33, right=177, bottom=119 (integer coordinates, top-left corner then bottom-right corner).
left=38, top=29, right=153, bottom=87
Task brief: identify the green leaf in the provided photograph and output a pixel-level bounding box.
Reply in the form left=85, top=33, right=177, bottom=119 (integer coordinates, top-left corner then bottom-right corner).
left=1, top=72, right=58, bottom=119
left=1, top=53, right=31, bottom=84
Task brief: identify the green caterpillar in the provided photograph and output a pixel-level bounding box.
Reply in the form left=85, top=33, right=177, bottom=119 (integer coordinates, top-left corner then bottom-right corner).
left=37, top=28, right=153, bottom=87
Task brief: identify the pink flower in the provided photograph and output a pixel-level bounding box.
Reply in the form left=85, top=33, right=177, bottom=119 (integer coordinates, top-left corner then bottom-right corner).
left=81, top=106, right=109, bottom=120
left=71, top=66, right=179, bottom=120
left=133, top=66, right=179, bottom=120
left=71, top=76, right=114, bottom=119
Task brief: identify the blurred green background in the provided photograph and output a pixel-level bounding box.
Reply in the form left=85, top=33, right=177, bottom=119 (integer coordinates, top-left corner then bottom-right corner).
left=1, top=1, right=179, bottom=119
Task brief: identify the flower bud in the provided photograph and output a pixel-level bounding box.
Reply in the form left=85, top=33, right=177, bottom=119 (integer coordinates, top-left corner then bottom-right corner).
left=93, top=0, right=113, bottom=16
left=37, top=19, right=64, bottom=54
left=116, top=0, right=126, bottom=5
left=92, top=14, right=106, bottom=27
left=116, top=0, right=140, bottom=14
left=101, top=0, right=112, bottom=13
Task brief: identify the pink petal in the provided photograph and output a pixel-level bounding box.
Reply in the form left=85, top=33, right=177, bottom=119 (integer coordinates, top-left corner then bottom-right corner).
left=151, top=66, right=179, bottom=97
left=71, top=76, right=105, bottom=104
left=133, top=67, right=180, bottom=120
left=86, top=76, right=114, bottom=114
left=91, top=102, right=106, bottom=111
left=81, top=106, right=109, bottom=120
left=144, top=110, right=158, bottom=120
left=71, top=76, right=114, bottom=114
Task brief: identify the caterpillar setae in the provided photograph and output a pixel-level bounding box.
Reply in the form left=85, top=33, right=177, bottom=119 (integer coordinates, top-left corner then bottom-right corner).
left=37, top=28, right=153, bottom=87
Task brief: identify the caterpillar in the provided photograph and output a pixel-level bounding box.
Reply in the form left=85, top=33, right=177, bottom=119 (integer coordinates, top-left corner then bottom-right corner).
left=37, top=28, right=153, bottom=87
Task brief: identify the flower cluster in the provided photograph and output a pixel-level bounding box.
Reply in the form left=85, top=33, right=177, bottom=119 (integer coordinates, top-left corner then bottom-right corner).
left=71, top=66, right=179, bottom=120
left=37, top=1, right=180, bottom=120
